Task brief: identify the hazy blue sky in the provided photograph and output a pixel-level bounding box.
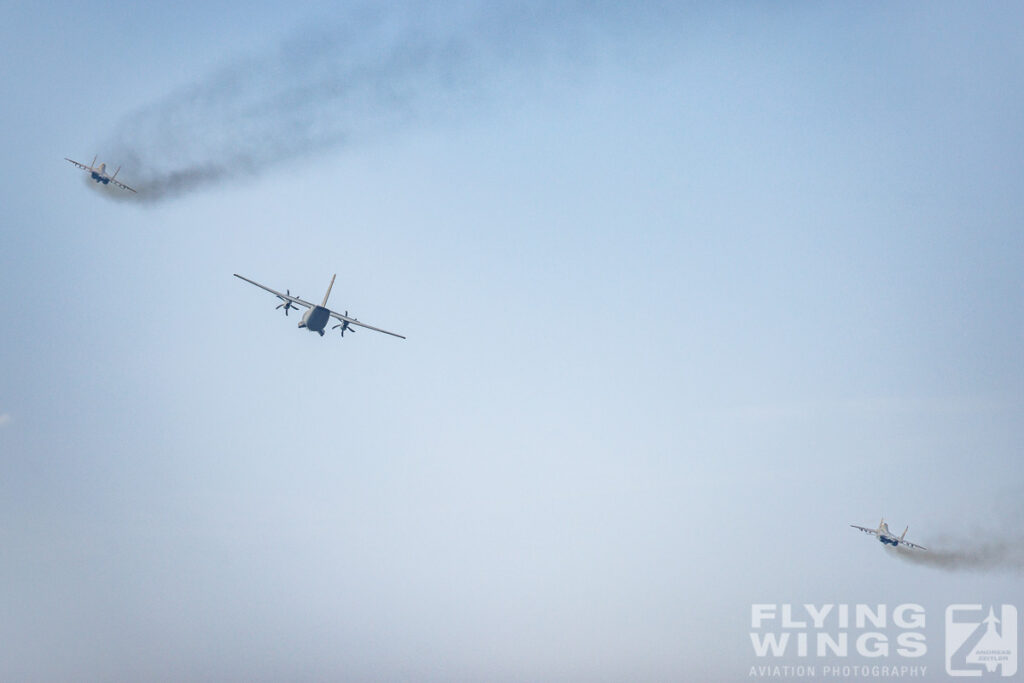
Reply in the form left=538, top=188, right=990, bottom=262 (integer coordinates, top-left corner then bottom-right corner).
left=2, top=2, right=1022, bottom=680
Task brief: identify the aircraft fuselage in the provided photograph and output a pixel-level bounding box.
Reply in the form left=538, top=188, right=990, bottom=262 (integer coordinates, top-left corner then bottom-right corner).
left=91, top=163, right=110, bottom=184
left=876, top=522, right=900, bottom=546
left=298, top=305, right=330, bottom=335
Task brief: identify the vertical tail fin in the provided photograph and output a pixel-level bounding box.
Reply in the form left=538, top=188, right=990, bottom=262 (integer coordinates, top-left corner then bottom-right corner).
left=321, top=274, right=336, bottom=307
left=900, top=526, right=908, bottom=541
left=111, top=165, right=120, bottom=180
left=91, top=154, right=97, bottom=169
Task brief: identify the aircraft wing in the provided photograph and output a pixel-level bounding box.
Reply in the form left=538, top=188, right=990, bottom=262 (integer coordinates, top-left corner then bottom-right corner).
left=898, top=539, right=927, bottom=551
left=65, top=157, right=92, bottom=171
left=233, top=274, right=316, bottom=309
left=329, top=309, right=406, bottom=339
left=111, top=178, right=137, bottom=193
left=850, top=525, right=879, bottom=537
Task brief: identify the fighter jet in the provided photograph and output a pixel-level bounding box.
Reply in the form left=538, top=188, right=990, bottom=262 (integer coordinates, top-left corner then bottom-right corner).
left=850, top=518, right=927, bottom=550
left=65, top=155, right=137, bottom=193
left=234, top=273, right=405, bottom=340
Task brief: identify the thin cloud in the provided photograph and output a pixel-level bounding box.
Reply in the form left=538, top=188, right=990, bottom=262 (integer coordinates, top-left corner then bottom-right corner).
left=0, top=413, right=11, bottom=427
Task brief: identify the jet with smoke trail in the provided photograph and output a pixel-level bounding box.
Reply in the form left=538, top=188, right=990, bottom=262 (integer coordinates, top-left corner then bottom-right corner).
left=851, top=518, right=927, bottom=551
left=65, top=155, right=137, bottom=193
left=879, top=501, right=1024, bottom=574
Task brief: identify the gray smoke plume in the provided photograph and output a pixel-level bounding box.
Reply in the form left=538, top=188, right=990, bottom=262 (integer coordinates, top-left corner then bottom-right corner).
left=889, top=539, right=1024, bottom=573
left=886, top=503, right=1024, bottom=574
left=96, top=2, right=670, bottom=203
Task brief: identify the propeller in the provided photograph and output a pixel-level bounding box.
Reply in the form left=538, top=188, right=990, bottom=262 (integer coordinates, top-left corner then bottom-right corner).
left=276, top=290, right=299, bottom=316
left=332, top=311, right=357, bottom=337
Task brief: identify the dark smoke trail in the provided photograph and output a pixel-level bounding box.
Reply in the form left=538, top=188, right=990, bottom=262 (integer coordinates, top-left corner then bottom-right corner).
left=97, top=1, right=673, bottom=203
left=100, top=3, right=480, bottom=202
left=887, top=533, right=1024, bottom=574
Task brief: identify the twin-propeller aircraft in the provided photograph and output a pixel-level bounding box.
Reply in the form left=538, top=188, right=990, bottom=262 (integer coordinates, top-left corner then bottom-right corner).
left=850, top=518, right=926, bottom=551
left=234, top=274, right=405, bottom=341
left=65, top=156, right=137, bottom=193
